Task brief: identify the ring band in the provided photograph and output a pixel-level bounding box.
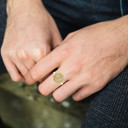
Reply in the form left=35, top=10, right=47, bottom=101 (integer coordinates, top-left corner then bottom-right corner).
left=53, top=72, right=64, bottom=85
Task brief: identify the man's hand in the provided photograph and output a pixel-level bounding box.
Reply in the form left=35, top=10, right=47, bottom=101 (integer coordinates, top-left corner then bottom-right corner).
left=1, top=0, right=62, bottom=81
left=26, top=16, right=128, bottom=102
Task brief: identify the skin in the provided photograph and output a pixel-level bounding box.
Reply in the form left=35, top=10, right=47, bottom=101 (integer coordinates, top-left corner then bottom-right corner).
left=25, top=16, right=128, bottom=102
left=1, top=0, right=128, bottom=102
left=1, top=0, right=62, bottom=81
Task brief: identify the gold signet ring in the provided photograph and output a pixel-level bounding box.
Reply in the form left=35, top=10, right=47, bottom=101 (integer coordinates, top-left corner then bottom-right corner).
left=53, top=72, right=64, bottom=85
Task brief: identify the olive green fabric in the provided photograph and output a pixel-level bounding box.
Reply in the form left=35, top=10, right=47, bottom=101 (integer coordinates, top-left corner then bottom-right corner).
left=0, top=73, right=87, bottom=128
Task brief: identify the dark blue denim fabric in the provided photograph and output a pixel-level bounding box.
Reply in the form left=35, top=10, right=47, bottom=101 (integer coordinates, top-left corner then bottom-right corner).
left=0, top=0, right=128, bottom=128
left=43, top=0, right=121, bottom=38
left=120, top=0, right=128, bottom=15
left=0, top=0, right=7, bottom=74
left=81, top=66, right=128, bottom=128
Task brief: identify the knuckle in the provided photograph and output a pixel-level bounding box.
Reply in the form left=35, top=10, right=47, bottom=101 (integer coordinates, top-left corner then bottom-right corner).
left=60, top=45, right=71, bottom=57
left=93, top=81, right=104, bottom=91
left=85, top=71, right=92, bottom=82
left=1, top=47, right=7, bottom=57
left=71, top=61, right=83, bottom=73
left=0, top=47, right=4, bottom=55
left=68, top=66, right=78, bottom=75
left=1, top=52, right=4, bottom=58
left=33, top=47, right=44, bottom=58
left=88, top=81, right=103, bottom=94
left=39, top=47, right=45, bottom=54
left=18, top=49, right=28, bottom=59
left=9, top=50, right=16, bottom=58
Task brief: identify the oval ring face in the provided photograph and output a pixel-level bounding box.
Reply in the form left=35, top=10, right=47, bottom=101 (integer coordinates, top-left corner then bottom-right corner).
left=53, top=72, right=64, bottom=85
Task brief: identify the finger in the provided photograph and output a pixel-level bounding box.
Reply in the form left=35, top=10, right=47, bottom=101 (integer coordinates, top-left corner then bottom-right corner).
left=26, top=46, right=64, bottom=85
left=38, top=73, right=51, bottom=83
left=12, top=58, right=28, bottom=76
left=18, top=50, right=36, bottom=70
left=37, top=43, right=61, bottom=83
left=38, top=68, right=69, bottom=96
left=2, top=57, right=24, bottom=81
left=53, top=79, right=81, bottom=102
left=22, top=59, right=35, bottom=70
left=72, top=86, right=95, bottom=101
left=31, top=48, right=45, bottom=62
left=31, top=45, right=51, bottom=62
left=72, top=56, right=118, bottom=101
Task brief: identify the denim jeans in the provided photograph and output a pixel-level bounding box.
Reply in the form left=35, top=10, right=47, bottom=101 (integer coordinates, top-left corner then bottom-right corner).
left=0, top=0, right=128, bottom=127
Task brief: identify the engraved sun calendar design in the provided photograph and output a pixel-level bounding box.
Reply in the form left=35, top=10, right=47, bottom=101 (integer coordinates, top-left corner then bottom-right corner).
left=53, top=72, right=64, bottom=85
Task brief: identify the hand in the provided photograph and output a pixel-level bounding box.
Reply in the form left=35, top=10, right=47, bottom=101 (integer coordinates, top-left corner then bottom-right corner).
left=26, top=16, right=128, bottom=102
left=1, top=0, right=62, bottom=81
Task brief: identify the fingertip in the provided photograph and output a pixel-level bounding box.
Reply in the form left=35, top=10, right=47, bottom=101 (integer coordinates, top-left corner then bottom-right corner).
left=29, top=69, right=39, bottom=81
left=25, top=74, right=36, bottom=85
left=2, top=57, right=24, bottom=82
left=23, top=68, right=38, bottom=85
left=52, top=92, right=63, bottom=102
left=72, top=95, right=81, bottom=101
left=38, top=83, right=49, bottom=96
left=25, top=81, right=35, bottom=85
left=11, top=74, right=23, bottom=82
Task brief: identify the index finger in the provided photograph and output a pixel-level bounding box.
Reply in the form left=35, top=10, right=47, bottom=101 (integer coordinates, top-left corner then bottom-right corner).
left=25, top=45, right=66, bottom=85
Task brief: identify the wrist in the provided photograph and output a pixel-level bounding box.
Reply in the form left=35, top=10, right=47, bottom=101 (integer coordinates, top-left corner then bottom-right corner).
left=119, top=15, right=128, bottom=64
left=7, top=0, right=43, bottom=16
